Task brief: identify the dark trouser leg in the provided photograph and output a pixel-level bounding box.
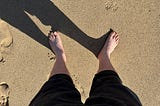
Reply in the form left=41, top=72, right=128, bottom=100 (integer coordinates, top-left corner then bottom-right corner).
left=29, top=74, right=83, bottom=106
left=85, top=70, right=142, bottom=106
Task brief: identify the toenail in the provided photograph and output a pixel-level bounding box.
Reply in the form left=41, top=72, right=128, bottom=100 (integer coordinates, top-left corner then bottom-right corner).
left=48, top=34, right=51, bottom=37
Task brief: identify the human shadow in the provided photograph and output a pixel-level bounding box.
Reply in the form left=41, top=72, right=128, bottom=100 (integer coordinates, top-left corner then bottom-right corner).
left=0, top=0, right=112, bottom=57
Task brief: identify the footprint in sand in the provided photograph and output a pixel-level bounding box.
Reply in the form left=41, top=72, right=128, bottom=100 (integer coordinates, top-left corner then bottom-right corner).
left=0, top=54, right=3, bottom=63
left=0, top=19, right=13, bottom=63
left=105, top=0, right=118, bottom=12
left=0, top=82, right=10, bottom=106
left=72, top=74, right=86, bottom=102
left=47, top=52, right=56, bottom=61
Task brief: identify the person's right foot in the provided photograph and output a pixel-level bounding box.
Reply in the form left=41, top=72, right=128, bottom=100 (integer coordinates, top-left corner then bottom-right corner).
left=48, top=31, right=65, bottom=55
left=98, top=31, right=119, bottom=59
left=48, top=31, right=66, bottom=61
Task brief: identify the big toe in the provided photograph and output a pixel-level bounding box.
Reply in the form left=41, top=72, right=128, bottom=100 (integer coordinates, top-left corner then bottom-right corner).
left=54, top=32, right=61, bottom=40
left=110, top=31, right=116, bottom=38
left=48, top=32, right=56, bottom=41
left=53, top=31, right=59, bottom=36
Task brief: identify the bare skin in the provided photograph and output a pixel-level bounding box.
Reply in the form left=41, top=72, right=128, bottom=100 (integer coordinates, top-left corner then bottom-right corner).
left=48, top=31, right=69, bottom=77
left=48, top=31, right=119, bottom=78
left=97, top=31, right=119, bottom=73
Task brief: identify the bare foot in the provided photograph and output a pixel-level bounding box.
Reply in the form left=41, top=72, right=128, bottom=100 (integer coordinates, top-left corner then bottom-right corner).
left=48, top=31, right=66, bottom=61
left=98, top=31, right=119, bottom=59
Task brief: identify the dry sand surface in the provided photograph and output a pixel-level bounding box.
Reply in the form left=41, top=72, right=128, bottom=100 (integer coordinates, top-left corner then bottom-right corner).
left=0, top=0, right=160, bottom=106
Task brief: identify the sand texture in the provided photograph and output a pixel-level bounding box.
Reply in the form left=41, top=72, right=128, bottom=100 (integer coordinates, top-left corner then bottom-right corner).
left=0, top=82, right=9, bottom=106
left=0, top=0, right=160, bottom=106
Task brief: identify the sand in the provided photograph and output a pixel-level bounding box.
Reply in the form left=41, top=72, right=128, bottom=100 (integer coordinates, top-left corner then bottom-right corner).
left=0, top=0, right=160, bottom=106
left=0, top=82, right=9, bottom=106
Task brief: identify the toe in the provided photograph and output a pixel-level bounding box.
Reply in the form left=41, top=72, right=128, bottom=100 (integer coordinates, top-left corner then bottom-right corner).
left=116, top=36, right=119, bottom=41
left=110, top=31, right=116, bottom=38
left=53, top=31, right=58, bottom=36
left=116, top=38, right=119, bottom=44
left=48, top=33, right=55, bottom=41
left=113, top=34, right=117, bottom=39
left=115, top=34, right=119, bottom=39
left=54, top=32, right=61, bottom=40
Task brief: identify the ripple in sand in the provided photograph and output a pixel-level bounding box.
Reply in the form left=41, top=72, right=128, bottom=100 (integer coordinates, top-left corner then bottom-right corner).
left=105, top=0, right=118, bottom=12
left=0, top=19, right=13, bottom=63
left=0, top=82, right=10, bottom=106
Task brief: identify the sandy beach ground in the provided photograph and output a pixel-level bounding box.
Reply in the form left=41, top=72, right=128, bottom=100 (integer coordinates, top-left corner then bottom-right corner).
left=0, top=0, right=160, bottom=105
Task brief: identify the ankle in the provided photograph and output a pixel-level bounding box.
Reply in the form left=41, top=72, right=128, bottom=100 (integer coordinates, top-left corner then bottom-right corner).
left=98, top=52, right=111, bottom=61
left=56, top=53, right=66, bottom=62
left=98, top=55, right=115, bottom=72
